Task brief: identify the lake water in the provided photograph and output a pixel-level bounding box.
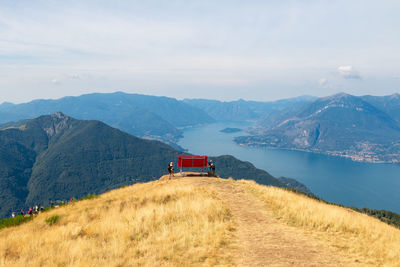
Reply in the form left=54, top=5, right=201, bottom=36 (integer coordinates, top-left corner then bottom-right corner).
left=178, top=122, right=400, bottom=213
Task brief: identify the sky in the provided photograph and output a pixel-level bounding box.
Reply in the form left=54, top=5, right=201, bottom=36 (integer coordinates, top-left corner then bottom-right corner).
left=1, top=0, right=400, bottom=103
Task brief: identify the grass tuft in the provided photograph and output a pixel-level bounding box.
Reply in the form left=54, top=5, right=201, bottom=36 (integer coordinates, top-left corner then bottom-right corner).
left=80, top=193, right=99, bottom=201
left=45, top=215, right=60, bottom=226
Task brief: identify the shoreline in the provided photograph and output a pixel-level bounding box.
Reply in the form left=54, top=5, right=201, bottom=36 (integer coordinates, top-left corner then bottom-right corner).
left=235, top=142, right=400, bottom=164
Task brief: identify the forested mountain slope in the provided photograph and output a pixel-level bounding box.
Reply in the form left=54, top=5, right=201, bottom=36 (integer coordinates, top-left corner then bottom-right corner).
left=0, top=113, right=307, bottom=218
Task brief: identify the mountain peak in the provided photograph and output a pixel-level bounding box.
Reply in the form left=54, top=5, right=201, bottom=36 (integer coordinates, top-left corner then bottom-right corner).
left=314, top=93, right=367, bottom=109
left=322, top=92, right=353, bottom=101
left=302, top=93, right=361, bottom=114
left=40, top=111, right=71, bottom=122
left=33, top=112, right=73, bottom=138
left=50, top=111, right=68, bottom=119
left=334, top=92, right=349, bottom=97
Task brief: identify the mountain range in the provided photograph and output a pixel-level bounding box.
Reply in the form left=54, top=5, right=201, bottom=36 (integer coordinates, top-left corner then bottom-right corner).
left=0, top=113, right=309, bottom=219
left=234, top=93, right=400, bottom=163
left=1, top=91, right=400, bottom=163
left=0, top=92, right=215, bottom=149
left=360, top=93, right=400, bottom=123
left=183, top=95, right=316, bottom=122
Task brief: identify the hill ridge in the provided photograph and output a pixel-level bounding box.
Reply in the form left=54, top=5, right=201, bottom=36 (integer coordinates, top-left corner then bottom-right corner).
left=1, top=176, right=400, bottom=266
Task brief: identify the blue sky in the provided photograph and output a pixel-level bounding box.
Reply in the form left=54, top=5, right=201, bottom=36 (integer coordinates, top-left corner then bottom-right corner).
left=1, top=0, right=399, bottom=103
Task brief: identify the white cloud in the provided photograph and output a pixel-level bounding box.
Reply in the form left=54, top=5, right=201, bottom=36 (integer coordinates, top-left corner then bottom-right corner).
left=1, top=1, right=400, bottom=102
left=337, top=65, right=361, bottom=79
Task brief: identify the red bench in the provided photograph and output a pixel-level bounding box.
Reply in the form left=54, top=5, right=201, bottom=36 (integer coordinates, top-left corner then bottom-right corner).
left=177, top=156, right=208, bottom=173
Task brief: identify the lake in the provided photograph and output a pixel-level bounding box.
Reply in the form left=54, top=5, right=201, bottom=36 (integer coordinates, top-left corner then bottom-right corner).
left=178, top=122, right=400, bottom=213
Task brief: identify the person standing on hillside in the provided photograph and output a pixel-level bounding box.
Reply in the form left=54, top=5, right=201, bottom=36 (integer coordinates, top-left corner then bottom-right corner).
left=208, top=160, right=216, bottom=177
left=168, top=162, right=174, bottom=180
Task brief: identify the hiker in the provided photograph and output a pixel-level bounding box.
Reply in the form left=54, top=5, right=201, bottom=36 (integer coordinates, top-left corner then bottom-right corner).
left=168, top=162, right=174, bottom=179
left=50, top=200, right=54, bottom=208
left=70, top=198, right=73, bottom=204
left=28, top=207, right=32, bottom=215
left=208, top=160, right=216, bottom=176
left=34, top=205, right=39, bottom=214
left=11, top=212, right=15, bottom=218
left=20, top=209, right=24, bottom=216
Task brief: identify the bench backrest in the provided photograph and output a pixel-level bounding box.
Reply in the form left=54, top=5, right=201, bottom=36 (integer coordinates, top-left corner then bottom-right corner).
left=177, top=156, right=208, bottom=168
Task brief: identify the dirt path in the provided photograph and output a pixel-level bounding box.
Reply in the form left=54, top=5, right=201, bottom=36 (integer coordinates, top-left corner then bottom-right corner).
left=174, top=176, right=359, bottom=267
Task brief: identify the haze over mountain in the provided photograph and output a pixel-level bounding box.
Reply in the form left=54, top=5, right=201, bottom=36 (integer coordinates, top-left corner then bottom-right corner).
left=183, top=96, right=316, bottom=122
left=235, top=93, right=400, bottom=163
left=0, top=113, right=308, bottom=219
left=0, top=92, right=214, bottom=149
left=0, top=92, right=317, bottom=150
left=2, top=91, right=400, bottom=163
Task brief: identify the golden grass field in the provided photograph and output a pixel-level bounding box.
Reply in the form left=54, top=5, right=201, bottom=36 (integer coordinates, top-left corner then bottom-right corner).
left=239, top=179, right=400, bottom=266
left=0, top=180, right=235, bottom=267
left=1, top=176, right=400, bottom=266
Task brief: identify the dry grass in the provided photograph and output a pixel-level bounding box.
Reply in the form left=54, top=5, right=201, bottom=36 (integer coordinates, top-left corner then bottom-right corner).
left=0, top=180, right=235, bottom=267
left=3, top=176, right=399, bottom=266
left=239, top=180, right=400, bottom=266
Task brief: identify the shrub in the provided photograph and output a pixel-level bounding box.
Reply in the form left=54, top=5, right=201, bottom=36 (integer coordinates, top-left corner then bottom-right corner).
left=45, top=215, right=60, bottom=226
left=80, top=194, right=99, bottom=201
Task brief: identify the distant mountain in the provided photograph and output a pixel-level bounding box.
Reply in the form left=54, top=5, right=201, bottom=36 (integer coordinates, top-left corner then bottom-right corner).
left=256, top=96, right=317, bottom=130
left=235, top=93, right=400, bottom=163
left=0, top=92, right=215, bottom=147
left=0, top=113, right=309, bottom=218
left=361, top=93, right=400, bottom=123
left=183, top=96, right=316, bottom=122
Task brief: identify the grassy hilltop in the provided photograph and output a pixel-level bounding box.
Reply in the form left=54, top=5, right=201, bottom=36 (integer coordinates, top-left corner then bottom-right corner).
left=1, top=176, right=400, bottom=266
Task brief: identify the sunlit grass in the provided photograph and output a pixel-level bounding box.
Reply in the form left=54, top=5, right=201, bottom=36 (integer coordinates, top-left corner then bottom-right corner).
left=0, top=180, right=235, bottom=266
left=3, top=176, right=398, bottom=266
left=239, top=179, right=400, bottom=266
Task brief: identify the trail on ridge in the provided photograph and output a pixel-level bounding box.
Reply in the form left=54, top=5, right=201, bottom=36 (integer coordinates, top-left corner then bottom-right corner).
left=170, top=176, right=361, bottom=267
